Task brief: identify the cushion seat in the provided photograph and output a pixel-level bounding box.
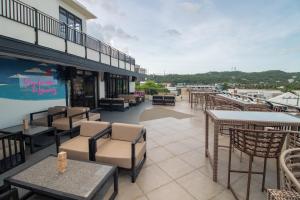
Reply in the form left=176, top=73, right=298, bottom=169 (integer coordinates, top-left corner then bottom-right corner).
left=31, top=117, right=48, bottom=127
left=59, top=136, right=108, bottom=161
left=52, top=118, right=86, bottom=131
left=95, top=140, right=146, bottom=169
left=89, top=112, right=101, bottom=121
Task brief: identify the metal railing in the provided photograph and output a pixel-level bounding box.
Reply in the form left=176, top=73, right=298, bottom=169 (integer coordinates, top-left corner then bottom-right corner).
left=0, top=0, right=136, bottom=67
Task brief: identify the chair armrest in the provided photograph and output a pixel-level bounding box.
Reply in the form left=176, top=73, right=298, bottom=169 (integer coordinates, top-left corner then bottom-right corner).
left=55, top=130, right=70, bottom=153
left=131, top=128, right=147, bottom=170
left=132, top=128, right=147, bottom=145
left=88, top=126, right=112, bottom=161
left=30, top=109, right=48, bottom=121
left=68, top=111, right=89, bottom=129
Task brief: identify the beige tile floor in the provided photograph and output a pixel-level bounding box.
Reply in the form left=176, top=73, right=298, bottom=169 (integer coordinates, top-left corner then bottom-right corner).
left=110, top=100, right=280, bottom=200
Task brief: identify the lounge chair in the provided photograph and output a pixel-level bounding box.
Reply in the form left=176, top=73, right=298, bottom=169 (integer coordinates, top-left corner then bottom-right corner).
left=51, top=107, right=89, bottom=137
left=111, top=98, right=129, bottom=111
left=30, top=106, right=66, bottom=127
left=56, top=121, right=111, bottom=161
left=90, top=123, right=146, bottom=182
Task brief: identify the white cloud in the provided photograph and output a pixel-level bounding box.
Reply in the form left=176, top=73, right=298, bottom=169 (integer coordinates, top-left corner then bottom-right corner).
left=78, top=0, right=300, bottom=74
left=9, top=74, right=29, bottom=79
left=25, top=67, right=46, bottom=73
left=179, top=2, right=201, bottom=13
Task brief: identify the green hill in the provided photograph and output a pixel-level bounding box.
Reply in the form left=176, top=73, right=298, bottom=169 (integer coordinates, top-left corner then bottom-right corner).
left=148, top=70, right=300, bottom=89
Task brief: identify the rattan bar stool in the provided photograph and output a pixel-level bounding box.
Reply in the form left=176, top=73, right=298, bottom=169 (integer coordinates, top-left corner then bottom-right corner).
left=267, top=189, right=300, bottom=200
left=227, top=128, right=288, bottom=200
left=266, top=148, right=300, bottom=200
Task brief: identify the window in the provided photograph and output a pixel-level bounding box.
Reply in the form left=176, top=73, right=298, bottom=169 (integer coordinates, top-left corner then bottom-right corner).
left=59, top=7, right=82, bottom=43
left=59, top=7, right=82, bottom=30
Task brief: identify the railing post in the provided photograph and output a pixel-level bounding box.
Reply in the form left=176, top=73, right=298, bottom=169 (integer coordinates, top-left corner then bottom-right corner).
left=65, top=23, right=68, bottom=53
left=99, top=41, right=102, bottom=63
left=34, top=8, right=38, bottom=45
left=109, top=47, right=112, bottom=66
left=118, top=51, right=120, bottom=68
left=84, top=33, right=87, bottom=59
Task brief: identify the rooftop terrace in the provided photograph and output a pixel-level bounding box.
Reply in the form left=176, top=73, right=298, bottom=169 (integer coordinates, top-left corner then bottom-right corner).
left=0, top=99, right=285, bottom=200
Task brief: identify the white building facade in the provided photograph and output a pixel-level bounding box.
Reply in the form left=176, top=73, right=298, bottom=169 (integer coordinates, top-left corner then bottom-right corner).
left=0, top=0, right=146, bottom=128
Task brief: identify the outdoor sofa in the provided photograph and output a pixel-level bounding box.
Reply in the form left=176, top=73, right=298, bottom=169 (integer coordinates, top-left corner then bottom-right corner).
left=99, top=98, right=129, bottom=111
left=30, top=106, right=66, bottom=127
left=152, top=95, right=176, bottom=106
left=119, top=94, right=137, bottom=106
left=51, top=107, right=90, bottom=137
left=89, top=122, right=146, bottom=182
left=56, top=121, right=111, bottom=161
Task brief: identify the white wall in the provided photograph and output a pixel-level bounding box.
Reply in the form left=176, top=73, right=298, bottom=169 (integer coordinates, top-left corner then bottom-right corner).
left=129, top=82, right=136, bottom=93
left=131, top=64, right=135, bottom=71
left=101, top=54, right=110, bottom=65
left=111, top=58, right=118, bottom=67
left=87, top=49, right=99, bottom=61
left=38, top=31, right=65, bottom=52
left=119, top=61, right=125, bottom=69
left=20, top=0, right=88, bottom=32
left=0, top=18, right=35, bottom=43
left=21, top=0, right=59, bottom=19
left=125, top=62, right=130, bottom=70
left=67, top=41, right=85, bottom=57
left=0, top=98, right=66, bottom=128
left=98, top=72, right=105, bottom=98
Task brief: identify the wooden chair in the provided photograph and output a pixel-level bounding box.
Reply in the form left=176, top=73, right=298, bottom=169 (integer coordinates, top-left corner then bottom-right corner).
left=228, top=128, right=288, bottom=200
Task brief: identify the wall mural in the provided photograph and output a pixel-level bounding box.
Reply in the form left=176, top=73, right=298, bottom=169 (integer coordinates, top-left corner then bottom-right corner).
left=0, top=58, right=65, bottom=100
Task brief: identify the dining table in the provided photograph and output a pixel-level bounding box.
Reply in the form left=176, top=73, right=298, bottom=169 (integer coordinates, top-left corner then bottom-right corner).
left=205, top=110, right=300, bottom=182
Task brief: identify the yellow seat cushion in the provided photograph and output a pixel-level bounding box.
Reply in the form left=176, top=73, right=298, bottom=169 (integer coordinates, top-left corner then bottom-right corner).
left=89, top=112, right=101, bottom=121
left=80, top=121, right=110, bottom=137
left=52, top=117, right=86, bottom=131
left=59, top=136, right=108, bottom=161
left=95, top=140, right=146, bottom=169
left=112, top=123, right=144, bottom=142
left=31, top=117, right=48, bottom=126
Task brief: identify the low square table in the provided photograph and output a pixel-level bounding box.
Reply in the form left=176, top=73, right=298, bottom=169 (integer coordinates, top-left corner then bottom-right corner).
left=5, top=156, right=118, bottom=200
left=205, top=110, right=300, bottom=182
left=0, top=125, right=56, bottom=153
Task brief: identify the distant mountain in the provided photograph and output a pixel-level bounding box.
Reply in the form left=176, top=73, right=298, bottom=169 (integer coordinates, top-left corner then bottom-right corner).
left=148, top=70, right=300, bottom=89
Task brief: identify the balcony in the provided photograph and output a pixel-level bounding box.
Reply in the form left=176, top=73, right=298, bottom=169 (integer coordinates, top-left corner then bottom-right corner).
left=0, top=0, right=138, bottom=73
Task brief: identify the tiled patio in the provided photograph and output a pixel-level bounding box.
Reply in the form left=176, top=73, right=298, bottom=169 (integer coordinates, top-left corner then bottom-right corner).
left=0, top=100, right=280, bottom=200
left=111, top=100, right=279, bottom=200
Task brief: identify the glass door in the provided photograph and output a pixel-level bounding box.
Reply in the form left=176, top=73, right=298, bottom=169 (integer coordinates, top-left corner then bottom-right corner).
left=71, top=71, right=97, bottom=109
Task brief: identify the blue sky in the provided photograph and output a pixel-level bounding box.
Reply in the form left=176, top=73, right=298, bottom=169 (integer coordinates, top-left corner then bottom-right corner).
left=79, top=0, right=300, bottom=74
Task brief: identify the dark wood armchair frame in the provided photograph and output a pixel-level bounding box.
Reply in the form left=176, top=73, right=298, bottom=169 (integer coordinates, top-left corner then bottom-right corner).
left=89, top=127, right=147, bottom=183
left=29, top=109, right=51, bottom=127
left=51, top=110, right=89, bottom=138
left=0, top=132, right=25, bottom=174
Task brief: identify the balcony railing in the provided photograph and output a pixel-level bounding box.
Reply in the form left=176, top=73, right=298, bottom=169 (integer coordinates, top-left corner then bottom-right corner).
left=0, top=0, right=136, bottom=68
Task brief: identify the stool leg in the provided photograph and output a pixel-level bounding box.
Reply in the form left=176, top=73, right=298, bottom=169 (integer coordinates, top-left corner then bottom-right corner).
left=262, top=158, right=267, bottom=192
left=246, top=156, right=253, bottom=200
left=276, top=157, right=280, bottom=189
left=227, top=139, right=233, bottom=188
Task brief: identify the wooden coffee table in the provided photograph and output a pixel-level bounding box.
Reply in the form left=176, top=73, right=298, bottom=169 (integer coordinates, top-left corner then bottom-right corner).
left=5, top=156, right=118, bottom=200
